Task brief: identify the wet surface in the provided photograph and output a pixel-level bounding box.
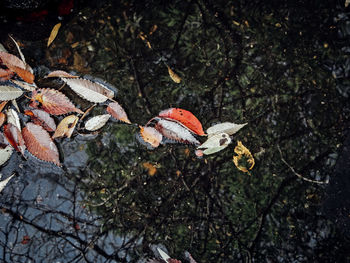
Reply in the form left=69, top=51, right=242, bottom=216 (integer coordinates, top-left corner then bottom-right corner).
left=1, top=0, right=350, bottom=262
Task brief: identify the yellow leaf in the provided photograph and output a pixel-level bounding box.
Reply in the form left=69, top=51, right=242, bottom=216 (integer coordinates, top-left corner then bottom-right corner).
left=47, top=23, right=62, bottom=47
left=143, top=162, right=157, bottom=176
left=167, top=66, right=181, bottom=83
left=52, top=115, right=79, bottom=139
left=233, top=141, right=255, bottom=173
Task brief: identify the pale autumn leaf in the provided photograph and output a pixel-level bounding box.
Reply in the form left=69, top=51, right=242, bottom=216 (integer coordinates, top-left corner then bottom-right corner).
left=0, top=173, right=15, bottom=193
left=197, top=132, right=231, bottom=155
left=167, top=66, right=181, bottom=83
left=9, top=35, right=26, bottom=64
left=30, top=88, right=83, bottom=115
left=11, top=99, right=20, bottom=112
left=158, top=108, right=205, bottom=136
left=24, top=109, right=56, bottom=132
left=0, top=145, right=13, bottom=166
left=52, top=115, right=79, bottom=139
left=3, top=123, right=25, bottom=154
left=139, top=126, right=163, bottom=148
left=47, top=23, right=61, bottom=47
left=11, top=79, right=36, bottom=91
left=157, top=248, right=171, bottom=262
left=84, top=114, right=110, bottom=131
left=45, top=70, right=78, bottom=78
left=233, top=141, right=255, bottom=173
left=0, top=85, right=23, bottom=101
left=0, top=51, right=26, bottom=70
left=106, top=102, right=131, bottom=123
left=22, top=122, right=60, bottom=166
left=62, top=77, right=114, bottom=103
left=154, top=117, right=200, bottom=145
left=5, top=108, right=21, bottom=130
left=206, top=122, right=247, bottom=137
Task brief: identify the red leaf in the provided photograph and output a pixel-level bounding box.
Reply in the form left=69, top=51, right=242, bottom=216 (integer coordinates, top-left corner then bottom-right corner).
left=22, top=122, right=60, bottom=166
left=24, top=109, right=56, bottom=132
left=106, top=102, right=131, bottom=123
left=30, top=88, right=83, bottom=115
left=158, top=108, right=205, bottom=136
left=21, top=235, right=30, bottom=245
left=3, top=123, right=25, bottom=154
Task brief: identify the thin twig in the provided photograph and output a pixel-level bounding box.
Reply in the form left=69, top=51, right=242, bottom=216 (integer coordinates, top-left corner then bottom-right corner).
left=277, top=145, right=329, bottom=184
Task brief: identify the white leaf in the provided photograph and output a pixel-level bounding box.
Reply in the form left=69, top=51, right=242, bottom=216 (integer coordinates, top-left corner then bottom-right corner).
left=11, top=79, right=36, bottom=91
left=0, top=85, right=23, bottom=101
left=85, top=114, right=111, bottom=131
left=198, top=132, right=231, bottom=155
left=157, top=248, right=170, bottom=262
left=6, top=108, right=21, bottom=130
left=206, top=122, right=247, bottom=137
left=0, top=145, right=13, bottom=166
left=0, top=173, right=15, bottom=193
left=62, top=78, right=114, bottom=103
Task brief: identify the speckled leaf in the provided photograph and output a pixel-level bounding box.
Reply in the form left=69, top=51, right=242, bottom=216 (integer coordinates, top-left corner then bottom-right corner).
left=198, top=132, right=231, bottom=155
left=0, top=85, right=23, bottom=101
left=84, top=114, right=110, bottom=131
left=53, top=115, right=79, bottom=138
left=206, top=122, right=247, bottom=137
left=22, top=122, right=60, bottom=166
left=106, top=102, right=131, bottom=123
left=24, top=109, right=56, bottom=132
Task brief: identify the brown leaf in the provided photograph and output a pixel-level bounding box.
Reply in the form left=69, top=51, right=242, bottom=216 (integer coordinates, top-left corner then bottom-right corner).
left=3, top=123, right=25, bottom=154
left=52, top=115, right=79, bottom=139
left=46, top=70, right=78, bottom=78
left=47, top=23, right=61, bottom=47
left=106, top=102, right=131, bottom=123
left=0, top=112, right=5, bottom=127
left=139, top=126, right=163, bottom=148
left=0, top=68, right=14, bottom=81
left=30, top=88, right=83, bottom=115
left=6, top=63, right=34, bottom=84
left=24, top=109, right=56, bottom=132
left=22, top=122, right=60, bottom=166
left=167, top=66, right=181, bottom=83
left=0, top=51, right=26, bottom=70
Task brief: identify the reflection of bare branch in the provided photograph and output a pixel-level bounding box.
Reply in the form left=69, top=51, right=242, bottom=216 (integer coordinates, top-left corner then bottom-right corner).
left=277, top=145, right=329, bottom=184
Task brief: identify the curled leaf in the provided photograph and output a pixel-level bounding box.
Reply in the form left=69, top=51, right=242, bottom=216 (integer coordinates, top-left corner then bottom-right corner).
left=84, top=114, right=110, bottom=131
left=167, top=66, right=181, bottom=83
left=233, top=141, right=255, bottom=173
left=0, top=85, right=23, bottom=101
left=47, top=23, right=61, bottom=47
left=139, top=125, right=163, bottom=148
left=46, top=70, right=78, bottom=78
left=197, top=132, right=231, bottom=155
left=158, top=108, right=205, bottom=136
left=3, top=123, right=25, bottom=154
left=24, top=109, right=56, bottom=132
left=22, top=122, right=60, bottom=166
left=53, top=115, right=79, bottom=139
left=106, top=101, right=131, bottom=123
left=206, top=122, right=247, bottom=137
left=30, top=88, right=83, bottom=115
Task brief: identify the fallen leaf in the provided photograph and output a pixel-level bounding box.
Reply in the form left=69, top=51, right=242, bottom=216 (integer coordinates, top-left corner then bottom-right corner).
left=198, top=132, right=231, bottom=155
left=233, top=141, right=255, bottom=173
left=346, top=0, right=350, bottom=7
left=206, top=122, right=247, bottom=137
left=158, top=108, right=205, bottom=136
left=5, top=63, right=34, bottom=84
left=9, top=36, right=26, bottom=64
left=5, top=108, right=21, bottom=130
left=22, top=122, right=60, bottom=166
left=0, top=174, right=15, bottom=193
left=139, top=125, right=163, bottom=148
left=0, top=85, right=23, bottom=101
left=0, top=101, right=8, bottom=112
left=11, top=79, right=36, bottom=91
left=45, top=70, right=78, bottom=78
left=143, top=162, right=157, bottom=176
left=84, top=114, right=110, bottom=131
left=0, top=112, right=5, bottom=127
left=24, top=109, right=56, bottom=132
left=0, top=68, right=14, bottom=81
left=106, top=101, right=131, bottom=123
left=52, top=115, right=79, bottom=138
left=20, top=235, right=30, bottom=245
left=0, top=51, right=26, bottom=70
left=62, top=77, right=114, bottom=103
left=3, top=123, right=25, bottom=154
left=47, top=23, right=62, bottom=47
left=30, top=88, right=83, bottom=115
left=0, top=145, right=13, bottom=166
left=167, top=66, right=181, bottom=83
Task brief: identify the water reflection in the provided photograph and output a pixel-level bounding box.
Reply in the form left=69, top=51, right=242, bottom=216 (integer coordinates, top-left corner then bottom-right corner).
left=1, top=0, right=350, bottom=262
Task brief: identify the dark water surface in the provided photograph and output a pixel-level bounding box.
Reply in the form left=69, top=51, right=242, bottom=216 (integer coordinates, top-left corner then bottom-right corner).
left=1, top=0, right=350, bottom=262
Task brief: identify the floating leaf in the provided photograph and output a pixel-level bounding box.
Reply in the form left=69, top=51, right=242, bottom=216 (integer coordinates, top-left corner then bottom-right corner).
left=143, top=162, right=157, bottom=176
left=0, top=145, right=13, bottom=166
left=30, top=88, right=83, bottom=115
left=52, top=115, right=79, bottom=138
left=233, top=141, right=255, bottom=173
left=48, top=22, right=62, bottom=47
left=6, top=108, right=21, bottom=130
left=167, top=66, right=181, bottom=83
left=198, top=132, right=231, bottom=155
left=62, top=77, right=114, bottom=103
left=106, top=102, right=131, bottom=123
left=24, top=109, right=56, bottom=132
left=46, top=70, right=78, bottom=78
left=22, top=122, right=60, bottom=166
left=3, top=123, right=25, bottom=154
left=158, top=108, right=205, bottom=136
left=206, top=122, right=247, bottom=137
left=139, top=126, right=163, bottom=148
left=0, top=85, right=23, bottom=101
left=0, top=174, right=15, bottom=193
left=11, top=79, right=36, bottom=91
left=154, top=117, right=200, bottom=145
left=84, top=114, right=110, bottom=131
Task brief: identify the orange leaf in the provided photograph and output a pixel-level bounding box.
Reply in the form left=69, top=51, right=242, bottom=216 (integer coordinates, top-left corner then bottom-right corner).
left=167, top=66, right=181, bottom=83
left=0, top=68, right=14, bottom=81
left=106, top=102, right=131, bottom=123
left=52, top=115, right=79, bottom=139
left=143, top=162, right=157, bottom=176
left=6, top=64, right=34, bottom=84
left=24, top=109, right=56, bottom=132
left=139, top=126, right=163, bottom=148
left=30, top=88, right=83, bottom=115
left=22, top=122, right=60, bottom=166
left=233, top=141, right=255, bottom=173
left=0, top=112, right=5, bottom=127
left=158, top=108, right=205, bottom=136
left=3, top=123, right=25, bottom=154
left=45, top=70, right=79, bottom=78
left=47, top=23, right=61, bottom=47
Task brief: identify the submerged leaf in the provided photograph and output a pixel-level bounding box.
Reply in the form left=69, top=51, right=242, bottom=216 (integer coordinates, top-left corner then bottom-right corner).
left=30, top=88, right=83, bottom=115
left=198, top=132, right=231, bottom=155
left=0, top=85, right=23, bottom=101
left=139, top=126, right=163, bottom=148
left=84, top=114, right=110, bottom=131
left=158, top=108, right=205, bottom=136
left=106, top=102, right=131, bottom=123
left=47, top=23, right=61, bottom=47
left=22, top=122, right=60, bottom=166
left=233, top=141, right=255, bottom=172
left=206, top=122, right=247, bottom=137
left=53, top=115, right=79, bottom=138
left=0, top=174, right=15, bottom=193
left=46, top=70, right=78, bottom=78
left=167, top=66, right=181, bottom=83
left=24, top=109, right=56, bottom=132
